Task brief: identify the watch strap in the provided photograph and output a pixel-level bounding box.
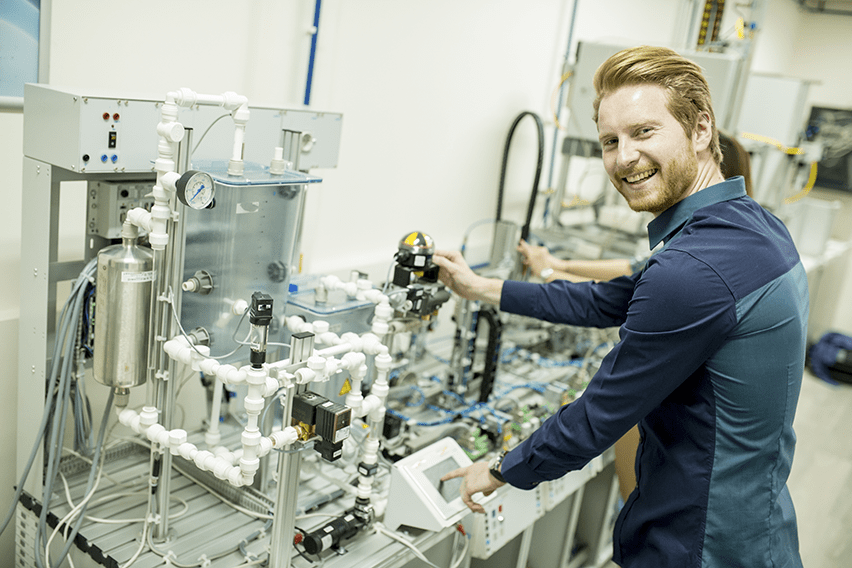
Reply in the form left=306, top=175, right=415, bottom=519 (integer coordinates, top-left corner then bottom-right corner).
left=488, top=450, right=507, bottom=483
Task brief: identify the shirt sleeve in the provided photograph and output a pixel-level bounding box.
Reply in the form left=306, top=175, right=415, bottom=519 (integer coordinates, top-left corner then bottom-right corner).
left=500, top=250, right=738, bottom=489
left=500, top=273, right=640, bottom=328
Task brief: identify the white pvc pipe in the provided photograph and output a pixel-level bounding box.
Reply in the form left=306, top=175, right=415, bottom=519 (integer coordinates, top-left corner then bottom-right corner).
left=205, top=377, right=224, bottom=448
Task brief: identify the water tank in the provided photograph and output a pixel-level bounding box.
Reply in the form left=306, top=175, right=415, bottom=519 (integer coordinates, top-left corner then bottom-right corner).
left=93, top=225, right=154, bottom=388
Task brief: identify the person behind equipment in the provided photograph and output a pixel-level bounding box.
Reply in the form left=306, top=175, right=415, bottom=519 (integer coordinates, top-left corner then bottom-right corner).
left=434, top=45, right=807, bottom=568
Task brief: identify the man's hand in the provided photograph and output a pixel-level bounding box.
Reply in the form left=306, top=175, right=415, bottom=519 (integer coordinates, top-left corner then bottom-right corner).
left=432, top=250, right=503, bottom=305
left=517, top=239, right=556, bottom=277
left=440, top=461, right=505, bottom=514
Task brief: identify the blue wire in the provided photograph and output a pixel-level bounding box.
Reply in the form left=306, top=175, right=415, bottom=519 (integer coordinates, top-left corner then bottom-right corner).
left=405, top=386, right=426, bottom=407
left=544, top=0, right=580, bottom=223
left=303, top=0, right=322, bottom=106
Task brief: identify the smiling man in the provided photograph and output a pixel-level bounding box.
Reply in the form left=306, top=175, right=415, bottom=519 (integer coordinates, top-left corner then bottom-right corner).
left=434, top=46, right=807, bottom=567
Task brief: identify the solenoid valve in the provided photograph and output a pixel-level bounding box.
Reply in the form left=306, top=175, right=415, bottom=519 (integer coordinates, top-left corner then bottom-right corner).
left=292, top=391, right=352, bottom=462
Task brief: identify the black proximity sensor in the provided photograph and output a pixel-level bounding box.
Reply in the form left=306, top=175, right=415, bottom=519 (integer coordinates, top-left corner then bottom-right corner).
left=249, top=291, right=274, bottom=325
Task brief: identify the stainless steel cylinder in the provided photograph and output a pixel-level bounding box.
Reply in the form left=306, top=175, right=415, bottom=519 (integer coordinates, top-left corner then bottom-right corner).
left=93, top=236, right=154, bottom=388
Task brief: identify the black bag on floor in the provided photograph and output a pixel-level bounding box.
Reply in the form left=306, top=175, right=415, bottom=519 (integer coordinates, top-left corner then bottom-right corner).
left=808, top=332, right=852, bottom=385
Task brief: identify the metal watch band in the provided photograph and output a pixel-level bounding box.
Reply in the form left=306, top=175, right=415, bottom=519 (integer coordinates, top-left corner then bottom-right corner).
left=489, top=450, right=507, bottom=483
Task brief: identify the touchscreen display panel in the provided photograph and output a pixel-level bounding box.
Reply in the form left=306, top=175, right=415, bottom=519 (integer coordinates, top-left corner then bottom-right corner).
left=423, top=457, right=462, bottom=503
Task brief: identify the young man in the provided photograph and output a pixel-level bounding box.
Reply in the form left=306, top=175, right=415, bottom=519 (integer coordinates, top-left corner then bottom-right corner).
left=434, top=46, right=807, bottom=567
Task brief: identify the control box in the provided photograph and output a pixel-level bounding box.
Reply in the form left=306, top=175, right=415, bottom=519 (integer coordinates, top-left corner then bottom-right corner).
left=87, top=181, right=155, bottom=238
left=469, top=484, right=543, bottom=559
left=23, top=84, right=344, bottom=174
left=541, top=466, right=591, bottom=511
left=383, top=437, right=474, bottom=532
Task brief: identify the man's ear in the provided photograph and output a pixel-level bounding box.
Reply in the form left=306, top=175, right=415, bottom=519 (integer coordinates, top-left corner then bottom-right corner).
left=693, top=111, right=713, bottom=153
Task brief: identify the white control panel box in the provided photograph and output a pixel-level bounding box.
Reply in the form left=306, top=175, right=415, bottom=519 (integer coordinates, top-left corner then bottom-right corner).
left=541, top=466, right=591, bottom=512
left=469, top=483, right=543, bottom=559
left=383, top=437, right=473, bottom=532
left=23, top=84, right=343, bottom=174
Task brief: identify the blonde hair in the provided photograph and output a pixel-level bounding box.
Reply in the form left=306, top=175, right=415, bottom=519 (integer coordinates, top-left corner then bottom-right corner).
left=592, top=46, right=722, bottom=165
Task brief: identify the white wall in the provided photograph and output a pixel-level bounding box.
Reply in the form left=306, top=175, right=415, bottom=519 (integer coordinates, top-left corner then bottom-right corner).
left=3, top=0, right=852, bottom=561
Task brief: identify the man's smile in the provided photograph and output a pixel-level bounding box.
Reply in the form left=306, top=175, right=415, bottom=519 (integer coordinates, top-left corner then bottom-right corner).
left=623, top=168, right=658, bottom=185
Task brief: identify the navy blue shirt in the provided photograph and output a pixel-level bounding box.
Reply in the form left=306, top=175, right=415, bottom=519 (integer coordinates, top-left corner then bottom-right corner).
left=500, top=178, right=807, bottom=568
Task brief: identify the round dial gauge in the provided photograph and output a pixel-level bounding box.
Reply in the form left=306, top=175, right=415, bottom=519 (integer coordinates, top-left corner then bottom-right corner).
left=176, top=170, right=215, bottom=210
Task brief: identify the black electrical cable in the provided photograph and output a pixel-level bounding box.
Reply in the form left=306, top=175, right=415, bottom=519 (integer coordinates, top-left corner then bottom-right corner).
left=294, top=526, right=315, bottom=564
left=476, top=307, right=502, bottom=403
left=495, top=111, right=545, bottom=242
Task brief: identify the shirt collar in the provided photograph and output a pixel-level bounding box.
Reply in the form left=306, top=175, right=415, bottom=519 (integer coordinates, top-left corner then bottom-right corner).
left=647, top=176, right=747, bottom=249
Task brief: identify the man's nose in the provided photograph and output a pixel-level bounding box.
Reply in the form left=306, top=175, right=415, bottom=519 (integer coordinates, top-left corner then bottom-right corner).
left=617, top=139, right=639, bottom=169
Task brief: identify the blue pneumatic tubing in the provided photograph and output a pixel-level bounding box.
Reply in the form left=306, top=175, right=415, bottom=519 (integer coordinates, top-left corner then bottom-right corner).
left=304, top=0, right=322, bottom=106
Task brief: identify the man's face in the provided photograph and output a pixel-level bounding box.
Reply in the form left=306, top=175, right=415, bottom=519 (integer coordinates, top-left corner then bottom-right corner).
left=597, top=84, right=699, bottom=215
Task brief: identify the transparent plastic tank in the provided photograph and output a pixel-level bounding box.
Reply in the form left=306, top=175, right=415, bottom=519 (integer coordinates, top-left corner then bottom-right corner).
left=179, top=161, right=321, bottom=366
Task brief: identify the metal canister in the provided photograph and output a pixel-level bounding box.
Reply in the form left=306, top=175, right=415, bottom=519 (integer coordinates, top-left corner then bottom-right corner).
left=93, top=225, right=154, bottom=388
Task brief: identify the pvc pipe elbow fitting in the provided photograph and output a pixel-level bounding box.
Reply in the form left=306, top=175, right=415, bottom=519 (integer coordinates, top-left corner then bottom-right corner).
left=371, top=321, right=389, bottom=338
left=146, top=424, right=166, bottom=445
left=368, top=406, right=387, bottom=424
left=228, top=467, right=244, bottom=487
left=139, top=407, right=159, bottom=427
left=374, top=302, right=393, bottom=321
left=221, top=92, right=248, bottom=111
left=318, top=332, right=339, bottom=346
left=258, top=437, right=274, bottom=458
left=204, top=430, right=221, bottom=448
left=239, top=456, right=260, bottom=476
left=245, top=367, right=267, bottom=386
left=168, top=429, right=187, bottom=454
left=243, top=395, right=264, bottom=415
left=308, top=355, right=327, bottom=374
left=355, top=279, right=373, bottom=300
left=341, top=351, right=365, bottom=370
left=126, top=208, right=152, bottom=232
left=263, top=377, right=280, bottom=397
left=295, top=368, right=316, bottom=384
left=375, top=353, right=393, bottom=371
left=285, top=315, right=308, bottom=332
left=193, top=450, right=214, bottom=471
left=271, top=427, right=298, bottom=448
left=229, top=367, right=247, bottom=385
left=159, top=171, right=180, bottom=192
left=118, top=408, right=137, bottom=426
left=156, top=121, right=185, bottom=142
left=178, top=443, right=196, bottom=461
left=340, top=333, right=363, bottom=352
left=200, top=358, right=220, bottom=376
left=232, top=299, right=249, bottom=316
left=213, top=458, right=232, bottom=480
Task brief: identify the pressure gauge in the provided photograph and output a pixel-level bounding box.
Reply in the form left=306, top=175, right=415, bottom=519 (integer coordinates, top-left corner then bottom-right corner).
left=176, top=170, right=215, bottom=210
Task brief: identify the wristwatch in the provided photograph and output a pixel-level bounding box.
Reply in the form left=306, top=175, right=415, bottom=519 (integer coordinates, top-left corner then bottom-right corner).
left=540, top=267, right=554, bottom=280
left=488, top=450, right=508, bottom=483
